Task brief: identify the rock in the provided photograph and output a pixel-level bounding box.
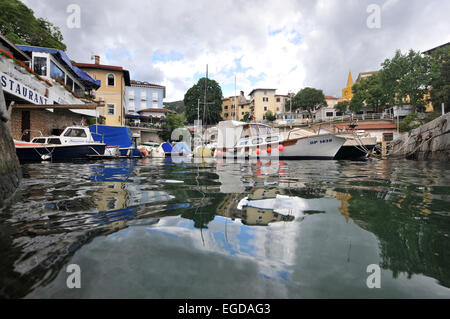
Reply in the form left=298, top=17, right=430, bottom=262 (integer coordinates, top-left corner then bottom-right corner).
left=0, top=87, right=21, bottom=207
left=389, top=113, right=450, bottom=161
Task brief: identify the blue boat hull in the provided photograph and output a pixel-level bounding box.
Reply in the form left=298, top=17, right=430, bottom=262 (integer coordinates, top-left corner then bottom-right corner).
left=16, top=144, right=106, bottom=162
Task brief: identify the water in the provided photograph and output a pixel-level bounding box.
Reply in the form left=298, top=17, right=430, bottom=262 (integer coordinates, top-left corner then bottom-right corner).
left=0, top=158, right=449, bottom=299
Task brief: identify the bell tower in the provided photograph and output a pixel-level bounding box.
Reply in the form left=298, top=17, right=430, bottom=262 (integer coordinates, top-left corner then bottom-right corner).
left=342, top=71, right=354, bottom=101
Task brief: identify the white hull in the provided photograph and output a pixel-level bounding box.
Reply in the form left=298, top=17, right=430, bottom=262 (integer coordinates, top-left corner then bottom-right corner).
left=219, top=134, right=346, bottom=159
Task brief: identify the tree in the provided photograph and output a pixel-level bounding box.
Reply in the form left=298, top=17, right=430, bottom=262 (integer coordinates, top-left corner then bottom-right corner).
left=159, top=113, right=186, bottom=141
left=335, top=101, right=350, bottom=114
left=184, top=77, right=223, bottom=125
left=351, top=72, right=388, bottom=113
left=264, top=110, right=276, bottom=122
left=380, top=50, right=433, bottom=113
left=242, top=112, right=251, bottom=122
left=291, top=87, right=326, bottom=117
left=0, top=0, right=67, bottom=51
left=430, top=46, right=450, bottom=110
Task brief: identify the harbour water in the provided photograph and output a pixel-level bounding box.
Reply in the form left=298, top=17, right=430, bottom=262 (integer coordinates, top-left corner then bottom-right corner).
left=0, top=158, right=449, bottom=298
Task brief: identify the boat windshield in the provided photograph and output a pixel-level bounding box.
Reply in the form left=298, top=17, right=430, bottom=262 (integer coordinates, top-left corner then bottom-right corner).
left=64, top=128, right=87, bottom=138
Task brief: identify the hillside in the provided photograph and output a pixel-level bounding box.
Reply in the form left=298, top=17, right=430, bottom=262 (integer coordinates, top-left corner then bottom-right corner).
left=164, top=100, right=185, bottom=114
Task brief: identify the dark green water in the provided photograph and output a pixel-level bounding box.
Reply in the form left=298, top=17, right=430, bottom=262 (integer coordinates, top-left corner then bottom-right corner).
left=0, top=158, right=449, bottom=298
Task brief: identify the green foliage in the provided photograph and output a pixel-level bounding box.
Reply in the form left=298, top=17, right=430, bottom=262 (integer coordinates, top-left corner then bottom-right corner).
left=264, top=110, right=276, bottom=122
left=164, top=100, right=186, bottom=114
left=398, top=112, right=441, bottom=133
left=0, top=0, right=66, bottom=51
left=291, top=87, right=326, bottom=116
left=184, top=77, right=223, bottom=125
left=335, top=101, right=350, bottom=114
left=242, top=112, right=251, bottom=122
left=159, top=113, right=186, bottom=141
left=380, top=49, right=433, bottom=112
left=430, top=46, right=450, bottom=110
left=351, top=72, right=387, bottom=113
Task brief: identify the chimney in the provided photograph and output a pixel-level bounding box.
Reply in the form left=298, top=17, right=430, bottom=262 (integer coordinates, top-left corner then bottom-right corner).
left=94, top=55, right=100, bottom=65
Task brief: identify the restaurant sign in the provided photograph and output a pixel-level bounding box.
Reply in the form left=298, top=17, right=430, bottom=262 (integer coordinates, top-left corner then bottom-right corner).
left=1, top=71, right=50, bottom=107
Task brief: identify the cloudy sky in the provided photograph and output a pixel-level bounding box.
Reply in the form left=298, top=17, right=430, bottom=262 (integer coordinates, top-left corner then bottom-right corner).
left=22, top=0, right=450, bottom=102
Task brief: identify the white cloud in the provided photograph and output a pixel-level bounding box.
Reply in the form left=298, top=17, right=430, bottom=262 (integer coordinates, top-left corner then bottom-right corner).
left=21, top=0, right=450, bottom=101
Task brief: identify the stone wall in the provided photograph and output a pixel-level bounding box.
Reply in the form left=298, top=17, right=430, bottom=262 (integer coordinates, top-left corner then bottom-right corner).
left=0, top=87, right=21, bottom=206
left=389, top=113, right=450, bottom=161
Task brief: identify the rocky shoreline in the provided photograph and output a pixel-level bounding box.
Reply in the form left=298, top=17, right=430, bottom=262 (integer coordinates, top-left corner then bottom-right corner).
left=0, top=87, right=21, bottom=206
left=389, top=113, right=450, bottom=161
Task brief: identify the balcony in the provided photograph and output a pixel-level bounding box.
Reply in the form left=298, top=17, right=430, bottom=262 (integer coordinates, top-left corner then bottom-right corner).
left=0, top=56, right=89, bottom=105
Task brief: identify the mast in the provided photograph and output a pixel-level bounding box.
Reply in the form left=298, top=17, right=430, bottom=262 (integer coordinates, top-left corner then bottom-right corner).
left=203, top=64, right=208, bottom=125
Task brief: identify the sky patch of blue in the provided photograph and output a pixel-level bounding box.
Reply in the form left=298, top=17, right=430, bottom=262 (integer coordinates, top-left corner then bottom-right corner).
left=268, top=26, right=284, bottom=36
left=289, top=31, right=303, bottom=45
left=152, top=50, right=184, bottom=63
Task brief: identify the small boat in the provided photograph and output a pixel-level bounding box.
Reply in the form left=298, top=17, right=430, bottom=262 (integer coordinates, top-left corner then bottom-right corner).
left=89, top=125, right=143, bottom=158
left=215, top=120, right=346, bottom=160
left=14, top=126, right=106, bottom=162
left=139, top=142, right=165, bottom=158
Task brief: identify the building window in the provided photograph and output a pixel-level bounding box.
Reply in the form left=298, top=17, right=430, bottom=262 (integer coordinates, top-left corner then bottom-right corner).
left=152, top=92, right=158, bottom=102
left=141, top=91, right=147, bottom=101
left=107, top=74, right=115, bottom=86
left=107, top=104, right=115, bottom=115
left=129, top=90, right=135, bottom=100
left=326, top=112, right=334, bottom=117
left=74, top=83, right=83, bottom=96
left=276, top=97, right=280, bottom=102
left=264, top=106, right=268, bottom=111
left=66, top=76, right=74, bottom=91
left=263, top=97, right=269, bottom=102
left=50, top=61, right=65, bottom=82
left=224, top=113, right=229, bottom=117
left=224, top=105, right=228, bottom=109
left=33, top=56, right=47, bottom=76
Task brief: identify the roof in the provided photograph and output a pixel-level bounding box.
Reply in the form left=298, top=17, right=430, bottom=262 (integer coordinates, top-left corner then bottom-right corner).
left=423, top=42, right=450, bottom=55
left=248, top=88, right=276, bottom=96
left=137, top=108, right=172, bottom=113
left=0, top=32, right=30, bottom=61
left=73, top=62, right=131, bottom=86
left=336, top=123, right=397, bottom=130
left=355, top=71, right=379, bottom=83
left=16, top=45, right=101, bottom=89
left=325, top=96, right=339, bottom=100
left=130, top=80, right=165, bottom=88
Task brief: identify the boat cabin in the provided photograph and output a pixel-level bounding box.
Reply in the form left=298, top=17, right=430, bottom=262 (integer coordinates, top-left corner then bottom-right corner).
left=217, top=120, right=280, bottom=150
left=30, top=126, right=95, bottom=145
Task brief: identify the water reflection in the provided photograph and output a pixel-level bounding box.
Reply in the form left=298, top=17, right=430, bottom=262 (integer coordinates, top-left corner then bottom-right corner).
left=0, top=158, right=449, bottom=298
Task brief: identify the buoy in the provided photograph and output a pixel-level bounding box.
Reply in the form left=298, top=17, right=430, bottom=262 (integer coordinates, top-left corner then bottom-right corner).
left=217, top=150, right=223, bottom=157
left=140, top=149, right=148, bottom=157
left=278, top=144, right=284, bottom=152
left=266, top=146, right=272, bottom=154
left=256, top=148, right=261, bottom=155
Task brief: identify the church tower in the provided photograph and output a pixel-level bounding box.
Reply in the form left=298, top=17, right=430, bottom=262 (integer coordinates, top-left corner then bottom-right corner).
left=342, top=71, right=354, bottom=101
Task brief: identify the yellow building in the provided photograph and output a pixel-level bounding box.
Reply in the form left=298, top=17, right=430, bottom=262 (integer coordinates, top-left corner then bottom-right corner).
left=249, top=88, right=278, bottom=121
left=221, top=91, right=250, bottom=121
left=74, top=56, right=130, bottom=126
left=275, top=94, right=289, bottom=113
left=342, top=71, right=354, bottom=101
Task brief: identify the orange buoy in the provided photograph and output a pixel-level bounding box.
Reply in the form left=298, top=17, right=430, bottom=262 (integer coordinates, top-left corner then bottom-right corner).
left=266, top=146, right=272, bottom=154
left=278, top=144, right=284, bottom=152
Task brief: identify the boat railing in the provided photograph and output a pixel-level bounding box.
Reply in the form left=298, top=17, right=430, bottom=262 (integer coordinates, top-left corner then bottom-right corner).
left=21, top=129, right=44, bottom=140
left=90, top=132, right=105, bottom=144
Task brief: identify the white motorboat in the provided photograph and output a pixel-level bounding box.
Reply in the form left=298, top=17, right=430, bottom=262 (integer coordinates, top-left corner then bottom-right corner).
left=214, top=120, right=346, bottom=160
